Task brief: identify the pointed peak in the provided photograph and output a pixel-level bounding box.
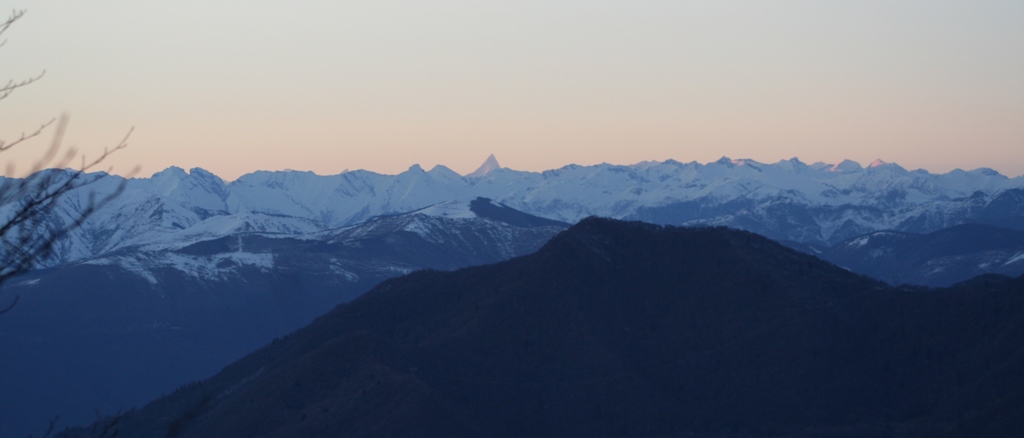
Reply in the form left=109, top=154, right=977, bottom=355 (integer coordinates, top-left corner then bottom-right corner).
left=829, top=159, right=863, bottom=173
left=867, top=160, right=907, bottom=173
left=427, top=164, right=463, bottom=181
left=466, top=154, right=501, bottom=178
left=427, top=164, right=455, bottom=174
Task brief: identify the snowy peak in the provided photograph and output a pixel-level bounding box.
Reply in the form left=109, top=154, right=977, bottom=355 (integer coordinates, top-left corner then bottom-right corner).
left=829, top=159, right=863, bottom=173
left=427, top=165, right=464, bottom=182
left=325, top=197, right=567, bottom=254
left=467, top=154, right=501, bottom=178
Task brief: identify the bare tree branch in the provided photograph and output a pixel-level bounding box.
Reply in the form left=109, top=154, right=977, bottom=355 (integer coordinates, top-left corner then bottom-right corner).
left=0, top=8, right=133, bottom=438
left=0, top=116, right=133, bottom=284
left=0, top=10, right=45, bottom=102
left=0, top=70, right=46, bottom=101
left=36, top=415, right=59, bottom=438
left=0, top=8, right=25, bottom=39
left=0, top=118, right=55, bottom=152
left=0, top=7, right=135, bottom=312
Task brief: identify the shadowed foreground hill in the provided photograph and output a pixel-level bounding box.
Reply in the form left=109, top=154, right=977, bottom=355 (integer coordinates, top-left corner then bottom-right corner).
left=73, top=218, right=1024, bottom=437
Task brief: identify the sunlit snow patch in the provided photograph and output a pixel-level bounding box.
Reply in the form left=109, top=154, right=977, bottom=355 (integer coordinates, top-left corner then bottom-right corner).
left=849, top=236, right=871, bottom=248
left=81, top=252, right=275, bottom=284
left=1004, top=252, right=1024, bottom=266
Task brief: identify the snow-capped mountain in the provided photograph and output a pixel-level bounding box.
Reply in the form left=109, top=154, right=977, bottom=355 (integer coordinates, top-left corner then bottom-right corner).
left=65, top=197, right=567, bottom=287
left=466, top=153, right=501, bottom=178
left=5, top=155, right=1023, bottom=270
left=0, top=197, right=566, bottom=438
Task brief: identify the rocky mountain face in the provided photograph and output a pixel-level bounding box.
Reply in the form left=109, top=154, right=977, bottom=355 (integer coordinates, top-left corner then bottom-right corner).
left=71, top=218, right=1024, bottom=437
left=2, top=156, right=1022, bottom=270
left=0, top=198, right=566, bottom=438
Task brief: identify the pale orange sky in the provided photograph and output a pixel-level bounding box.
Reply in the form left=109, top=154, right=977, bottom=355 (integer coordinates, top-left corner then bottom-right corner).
left=1, top=1, right=1022, bottom=180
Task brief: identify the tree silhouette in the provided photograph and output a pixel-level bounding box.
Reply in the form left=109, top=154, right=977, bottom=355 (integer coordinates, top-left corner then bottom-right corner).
left=0, top=7, right=133, bottom=315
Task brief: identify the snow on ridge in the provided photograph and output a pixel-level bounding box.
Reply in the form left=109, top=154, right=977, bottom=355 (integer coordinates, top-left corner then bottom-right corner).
left=412, top=201, right=477, bottom=219
left=9, top=156, right=1024, bottom=269
left=81, top=251, right=275, bottom=284
left=829, top=160, right=863, bottom=173
left=848, top=236, right=872, bottom=248
left=81, top=256, right=159, bottom=285
left=467, top=154, right=502, bottom=178
left=1005, top=252, right=1024, bottom=266
left=113, top=212, right=322, bottom=253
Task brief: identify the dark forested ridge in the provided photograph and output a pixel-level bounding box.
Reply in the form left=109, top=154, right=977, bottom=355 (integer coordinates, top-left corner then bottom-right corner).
left=70, top=218, right=1024, bottom=437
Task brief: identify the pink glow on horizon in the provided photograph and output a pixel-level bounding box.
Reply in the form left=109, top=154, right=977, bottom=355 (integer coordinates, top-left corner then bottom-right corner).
left=1, top=1, right=1021, bottom=181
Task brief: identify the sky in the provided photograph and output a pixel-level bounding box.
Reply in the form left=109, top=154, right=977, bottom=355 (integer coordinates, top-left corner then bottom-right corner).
left=1, top=1, right=1022, bottom=180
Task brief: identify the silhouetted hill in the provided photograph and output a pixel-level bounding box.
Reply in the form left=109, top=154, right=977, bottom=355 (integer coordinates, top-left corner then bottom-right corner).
left=72, top=218, right=1024, bottom=437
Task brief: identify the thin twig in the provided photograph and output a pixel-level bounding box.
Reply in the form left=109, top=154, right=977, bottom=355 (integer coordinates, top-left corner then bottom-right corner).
left=0, top=117, right=134, bottom=287
left=0, top=70, right=45, bottom=101
left=0, top=118, right=56, bottom=152
left=0, top=9, right=26, bottom=38
left=39, top=415, right=60, bottom=438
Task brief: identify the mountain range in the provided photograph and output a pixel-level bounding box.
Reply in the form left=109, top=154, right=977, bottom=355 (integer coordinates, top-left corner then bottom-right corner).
left=4, top=156, right=1024, bottom=435
left=68, top=218, right=1024, bottom=437
left=4, top=156, right=1023, bottom=272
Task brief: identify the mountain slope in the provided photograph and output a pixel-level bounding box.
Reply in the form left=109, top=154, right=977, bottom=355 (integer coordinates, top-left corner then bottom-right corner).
left=818, top=224, right=1024, bottom=286
left=82, top=218, right=1024, bottom=437
left=0, top=198, right=566, bottom=438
